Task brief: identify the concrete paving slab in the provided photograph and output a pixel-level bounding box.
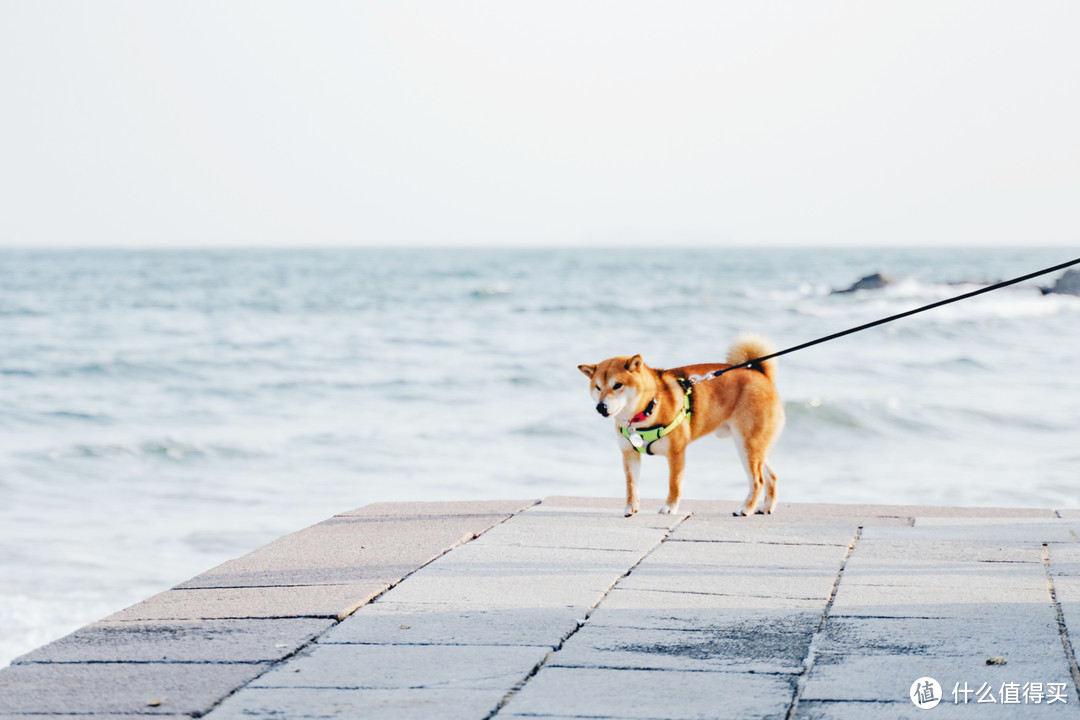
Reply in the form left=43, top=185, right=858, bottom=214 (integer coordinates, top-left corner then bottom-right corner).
left=336, top=499, right=538, bottom=517
left=547, top=621, right=812, bottom=674
left=831, top=602, right=1061, bottom=621
left=1056, top=609, right=1080, bottom=670
left=378, top=539, right=660, bottom=610
left=1049, top=573, right=1080, bottom=663
left=379, top=569, right=620, bottom=609
left=914, top=516, right=1066, bottom=526
left=802, top=652, right=1078, bottom=705
left=500, top=666, right=796, bottom=720
left=206, top=686, right=509, bottom=720
left=830, top=585, right=1050, bottom=617
left=318, top=601, right=585, bottom=648
left=839, top=574, right=1049, bottom=592
left=641, top=536, right=851, bottom=569
left=776, top=503, right=1051, bottom=520
left=844, top=538, right=1043, bottom=564
left=409, top=539, right=648, bottom=578
left=470, top=510, right=684, bottom=551
left=838, top=562, right=1049, bottom=590
left=534, top=497, right=1046, bottom=522
left=0, top=661, right=268, bottom=716
left=177, top=515, right=510, bottom=589
left=794, top=698, right=1074, bottom=718
left=792, top=700, right=909, bottom=720
left=1050, top=569, right=1080, bottom=599
left=670, top=515, right=860, bottom=546
left=585, top=603, right=824, bottom=634
left=104, top=581, right=387, bottom=622
left=538, top=495, right=720, bottom=514
left=652, top=498, right=745, bottom=515
left=818, top=615, right=1064, bottom=660
left=0, top=715, right=194, bottom=720
left=860, top=522, right=1074, bottom=544
left=12, top=618, right=334, bottom=664
left=619, top=568, right=839, bottom=603
left=596, top=500, right=885, bottom=519
left=614, top=540, right=846, bottom=602
left=249, top=643, right=546, bottom=691
left=514, top=498, right=686, bottom=518
left=1048, top=544, right=1080, bottom=576
left=602, top=586, right=829, bottom=613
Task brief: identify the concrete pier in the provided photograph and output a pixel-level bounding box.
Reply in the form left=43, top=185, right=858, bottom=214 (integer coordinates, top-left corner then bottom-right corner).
left=2, top=497, right=1079, bottom=718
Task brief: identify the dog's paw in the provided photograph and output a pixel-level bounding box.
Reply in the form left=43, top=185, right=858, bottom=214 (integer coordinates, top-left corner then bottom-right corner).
left=733, top=508, right=751, bottom=517
left=624, top=505, right=638, bottom=517
left=658, top=503, right=679, bottom=515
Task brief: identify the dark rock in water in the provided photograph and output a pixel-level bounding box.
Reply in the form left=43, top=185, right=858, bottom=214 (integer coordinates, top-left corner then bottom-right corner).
left=832, top=272, right=894, bottom=294
left=1040, top=268, right=1080, bottom=296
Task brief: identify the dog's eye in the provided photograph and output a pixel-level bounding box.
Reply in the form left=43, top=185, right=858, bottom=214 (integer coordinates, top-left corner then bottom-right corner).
left=613, top=382, right=623, bottom=390
left=595, top=385, right=600, bottom=391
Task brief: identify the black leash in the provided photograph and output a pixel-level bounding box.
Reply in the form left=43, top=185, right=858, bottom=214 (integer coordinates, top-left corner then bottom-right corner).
left=710, top=256, right=1080, bottom=379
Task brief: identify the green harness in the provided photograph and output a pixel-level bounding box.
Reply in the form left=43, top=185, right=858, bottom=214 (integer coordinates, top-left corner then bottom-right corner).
left=620, top=381, right=693, bottom=455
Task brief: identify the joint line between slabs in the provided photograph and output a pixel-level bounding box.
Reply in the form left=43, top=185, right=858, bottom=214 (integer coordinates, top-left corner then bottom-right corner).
left=670, top=538, right=851, bottom=548
left=483, top=513, right=693, bottom=720
left=785, top=525, right=863, bottom=720
left=1042, top=543, right=1080, bottom=699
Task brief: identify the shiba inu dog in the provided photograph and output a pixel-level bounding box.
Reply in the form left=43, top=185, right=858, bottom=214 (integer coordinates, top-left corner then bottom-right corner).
left=578, top=335, right=784, bottom=517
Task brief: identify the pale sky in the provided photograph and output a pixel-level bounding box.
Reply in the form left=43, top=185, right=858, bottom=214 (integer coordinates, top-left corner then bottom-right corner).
left=2, top=1, right=1078, bottom=248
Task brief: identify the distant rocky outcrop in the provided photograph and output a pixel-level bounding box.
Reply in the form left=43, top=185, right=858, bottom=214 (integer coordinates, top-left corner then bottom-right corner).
left=831, top=267, right=1080, bottom=297
left=1040, top=269, right=1080, bottom=296
left=831, top=273, right=894, bottom=294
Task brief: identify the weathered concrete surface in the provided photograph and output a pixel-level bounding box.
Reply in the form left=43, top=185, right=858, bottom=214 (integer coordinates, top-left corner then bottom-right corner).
left=209, top=499, right=686, bottom=718
left=103, top=582, right=389, bottom=622
left=174, top=513, right=538, bottom=589
left=13, top=618, right=334, bottom=664
left=503, top=666, right=796, bottom=720
left=0, top=500, right=533, bottom=718
left=3, top=497, right=1079, bottom=720
left=0, top=662, right=268, bottom=716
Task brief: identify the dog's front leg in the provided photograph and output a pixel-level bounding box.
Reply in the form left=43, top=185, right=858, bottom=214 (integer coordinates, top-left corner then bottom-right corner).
left=622, top=450, right=641, bottom=516
left=659, top=449, right=685, bottom=514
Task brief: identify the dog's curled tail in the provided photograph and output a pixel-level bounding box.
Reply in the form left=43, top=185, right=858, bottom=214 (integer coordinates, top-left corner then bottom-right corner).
left=727, top=333, right=778, bottom=381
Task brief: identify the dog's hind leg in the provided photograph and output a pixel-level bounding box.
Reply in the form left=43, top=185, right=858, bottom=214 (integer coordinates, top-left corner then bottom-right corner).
left=733, top=434, right=766, bottom=517
left=760, top=460, right=779, bottom=515
left=622, top=450, right=641, bottom=517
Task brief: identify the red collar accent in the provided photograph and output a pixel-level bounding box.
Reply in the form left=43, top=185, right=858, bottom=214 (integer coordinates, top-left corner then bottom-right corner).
left=630, top=398, right=657, bottom=424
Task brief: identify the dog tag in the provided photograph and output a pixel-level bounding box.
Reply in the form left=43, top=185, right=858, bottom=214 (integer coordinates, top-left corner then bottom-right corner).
left=627, top=432, right=644, bottom=449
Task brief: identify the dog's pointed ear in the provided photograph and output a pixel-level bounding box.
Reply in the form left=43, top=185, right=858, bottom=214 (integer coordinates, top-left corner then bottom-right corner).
left=578, top=364, right=597, bottom=378
left=626, top=355, right=643, bottom=372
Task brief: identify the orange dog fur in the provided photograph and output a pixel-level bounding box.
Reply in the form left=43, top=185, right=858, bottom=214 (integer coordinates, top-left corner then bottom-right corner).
left=578, top=335, right=785, bottom=517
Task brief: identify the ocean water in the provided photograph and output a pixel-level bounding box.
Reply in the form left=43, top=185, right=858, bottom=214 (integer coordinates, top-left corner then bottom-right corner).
left=1, top=246, right=1078, bottom=667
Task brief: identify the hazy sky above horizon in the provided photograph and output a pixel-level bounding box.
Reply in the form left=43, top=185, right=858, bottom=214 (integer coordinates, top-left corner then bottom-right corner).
left=2, top=2, right=1079, bottom=249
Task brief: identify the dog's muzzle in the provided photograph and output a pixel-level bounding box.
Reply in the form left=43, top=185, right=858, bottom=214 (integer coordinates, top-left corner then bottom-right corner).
left=595, top=402, right=609, bottom=417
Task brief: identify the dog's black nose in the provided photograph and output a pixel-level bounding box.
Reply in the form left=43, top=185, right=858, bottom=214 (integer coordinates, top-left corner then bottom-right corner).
left=596, top=402, right=609, bottom=417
